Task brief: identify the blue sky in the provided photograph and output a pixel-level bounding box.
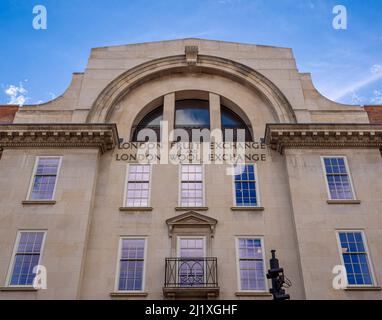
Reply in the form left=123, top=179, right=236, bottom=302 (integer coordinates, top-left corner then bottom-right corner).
left=0, top=0, right=381, bottom=106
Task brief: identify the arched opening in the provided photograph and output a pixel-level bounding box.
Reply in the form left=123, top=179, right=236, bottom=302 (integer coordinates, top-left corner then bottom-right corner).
left=132, top=106, right=163, bottom=142
left=221, top=106, right=252, bottom=142
left=130, top=93, right=255, bottom=143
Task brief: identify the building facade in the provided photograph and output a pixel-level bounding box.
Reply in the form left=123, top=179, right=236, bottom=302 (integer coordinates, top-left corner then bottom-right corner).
left=0, top=39, right=382, bottom=300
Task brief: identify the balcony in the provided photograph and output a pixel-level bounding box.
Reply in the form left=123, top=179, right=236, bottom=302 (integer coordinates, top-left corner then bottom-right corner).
left=163, top=257, right=219, bottom=299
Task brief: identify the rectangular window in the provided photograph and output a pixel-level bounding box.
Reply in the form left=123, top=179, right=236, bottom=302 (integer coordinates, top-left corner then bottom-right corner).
left=236, top=237, right=266, bottom=291
left=234, top=164, right=259, bottom=207
left=178, top=237, right=205, bottom=287
left=117, top=238, right=147, bottom=291
left=28, top=157, right=61, bottom=200
left=180, top=164, right=204, bottom=207
left=337, top=231, right=375, bottom=286
left=124, top=164, right=151, bottom=207
left=322, top=157, right=355, bottom=200
left=8, top=231, right=46, bottom=286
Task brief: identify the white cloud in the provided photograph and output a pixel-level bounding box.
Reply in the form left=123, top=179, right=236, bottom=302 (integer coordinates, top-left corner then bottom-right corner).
left=350, top=91, right=364, bottom=104
left=4, top=83, right=29, bottom=106
left=371, top=90, right=382, bottom=104
left=331, top=64, right=382, bottom=100
left=371, top=64, right=382, bottom=74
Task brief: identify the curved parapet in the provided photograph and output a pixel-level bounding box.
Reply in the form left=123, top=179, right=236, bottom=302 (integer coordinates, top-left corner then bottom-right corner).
left=86, top=53, right=297, bottom=124
left=299, top=73, right=369, bottom=123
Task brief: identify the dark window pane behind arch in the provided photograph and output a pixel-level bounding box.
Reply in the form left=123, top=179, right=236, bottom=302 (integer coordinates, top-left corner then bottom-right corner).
left=175, top=100, right=210, bottom=128
left=132, top=106, right=163, bottom=142
left=221, top=106, right=252, bottom=142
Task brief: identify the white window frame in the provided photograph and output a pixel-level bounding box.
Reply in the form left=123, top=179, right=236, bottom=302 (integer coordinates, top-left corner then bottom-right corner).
left=123, top=164, right=153, bottom=207
left=335, top=229, right=377, bottom=288
left=320, top=156, right=357, bottom=200
left=178, top=164, right=206, bottom=207
left=26, top=156, right=62, bottom=201
left=5, top=230, right=47, bottom=287
left=114, top=236, right=148, bottom=293
left=231, top=163, right=261, bottom=207
left=235, top=236, right=268, bottom=293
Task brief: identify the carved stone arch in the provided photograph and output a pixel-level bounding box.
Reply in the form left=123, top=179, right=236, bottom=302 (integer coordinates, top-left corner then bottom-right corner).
left=86, top=55, right=296, bottom=124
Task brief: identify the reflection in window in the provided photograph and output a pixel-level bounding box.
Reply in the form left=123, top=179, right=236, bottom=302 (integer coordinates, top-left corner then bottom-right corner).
left=9, top=231, right=46, bottom=286
left=125, top=164, right=151, bottom=207
left=180, top=164, right=204, bottom=207
left=338, top=231, right=374, bottom=286
left=179, top=238, right=205, bottom=287
left=29, top=157, right=61, bottom=200
left=221, top=106, right=252, bottom=142
left=118, top=238, right=146, bottom=291
left=132, top=106, right=163, bottom=142
left=234, top=164, right=258, bottom=207
left=175, top=100, right=210, bottom=128
left=237, top=238, right=266, bottom=291
left=323, top=157, right=355, bottom=200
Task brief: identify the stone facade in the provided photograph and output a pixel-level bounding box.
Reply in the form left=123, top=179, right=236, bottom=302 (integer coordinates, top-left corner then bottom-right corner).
left=0, top=39, right=381, bottom=300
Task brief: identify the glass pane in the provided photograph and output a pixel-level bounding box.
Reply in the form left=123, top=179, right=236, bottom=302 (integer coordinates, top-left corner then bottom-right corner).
left=118, top=239, right=145, bottom=291
left=11, top=231, right=44, bottom=286
left=118, top=260, right=144, bottom=291
left=339, top=232, right=373, bottom=286
left=181, top=165, right=203, bottom=206
left=175, top=100, right=210, bottom=127
left=180, top=238, right=204, bottom=257
left=31, top=158, right=59, bottom=200
left=121, top=239, right=145, bottom=259
left=126, top=165, right=150, bottom=207
left=137, top=107, right=163, bottom=126
left=235, top=165, right=257, bottom=207
left=36, top=158, right=60, bottom=175
left=239, top=258, right=265, bottom=291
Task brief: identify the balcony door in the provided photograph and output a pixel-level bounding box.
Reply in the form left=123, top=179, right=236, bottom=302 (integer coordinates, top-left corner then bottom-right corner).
left=177, top=236, right=206, bottom=287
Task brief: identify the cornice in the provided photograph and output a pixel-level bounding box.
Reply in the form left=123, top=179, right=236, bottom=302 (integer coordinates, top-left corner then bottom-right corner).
left=0, top=123, right=119, bottom=154
left=264, top=123, right=382, bottom=153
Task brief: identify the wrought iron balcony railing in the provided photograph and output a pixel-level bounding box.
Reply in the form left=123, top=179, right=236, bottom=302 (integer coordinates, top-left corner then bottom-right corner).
left=164, top=257, right=218, bottom=288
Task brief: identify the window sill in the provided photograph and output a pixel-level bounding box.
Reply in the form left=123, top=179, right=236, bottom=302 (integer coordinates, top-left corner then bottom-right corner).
left=0, top=286, right=38, bottom=292
left=175, top=207, right=208, bottom=211
left=235, top=291, right=272, bottom=297
left=327, top=200, right=361, bottom=205
left=22, top=200, right=56, bottom=205
left=119, top=207, right=153, bottom=212
left=110, top=292, right=148, bottom=297
left=344, top=286, right=382, bottom=291
left=231, top=206, right=264, bottom=211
